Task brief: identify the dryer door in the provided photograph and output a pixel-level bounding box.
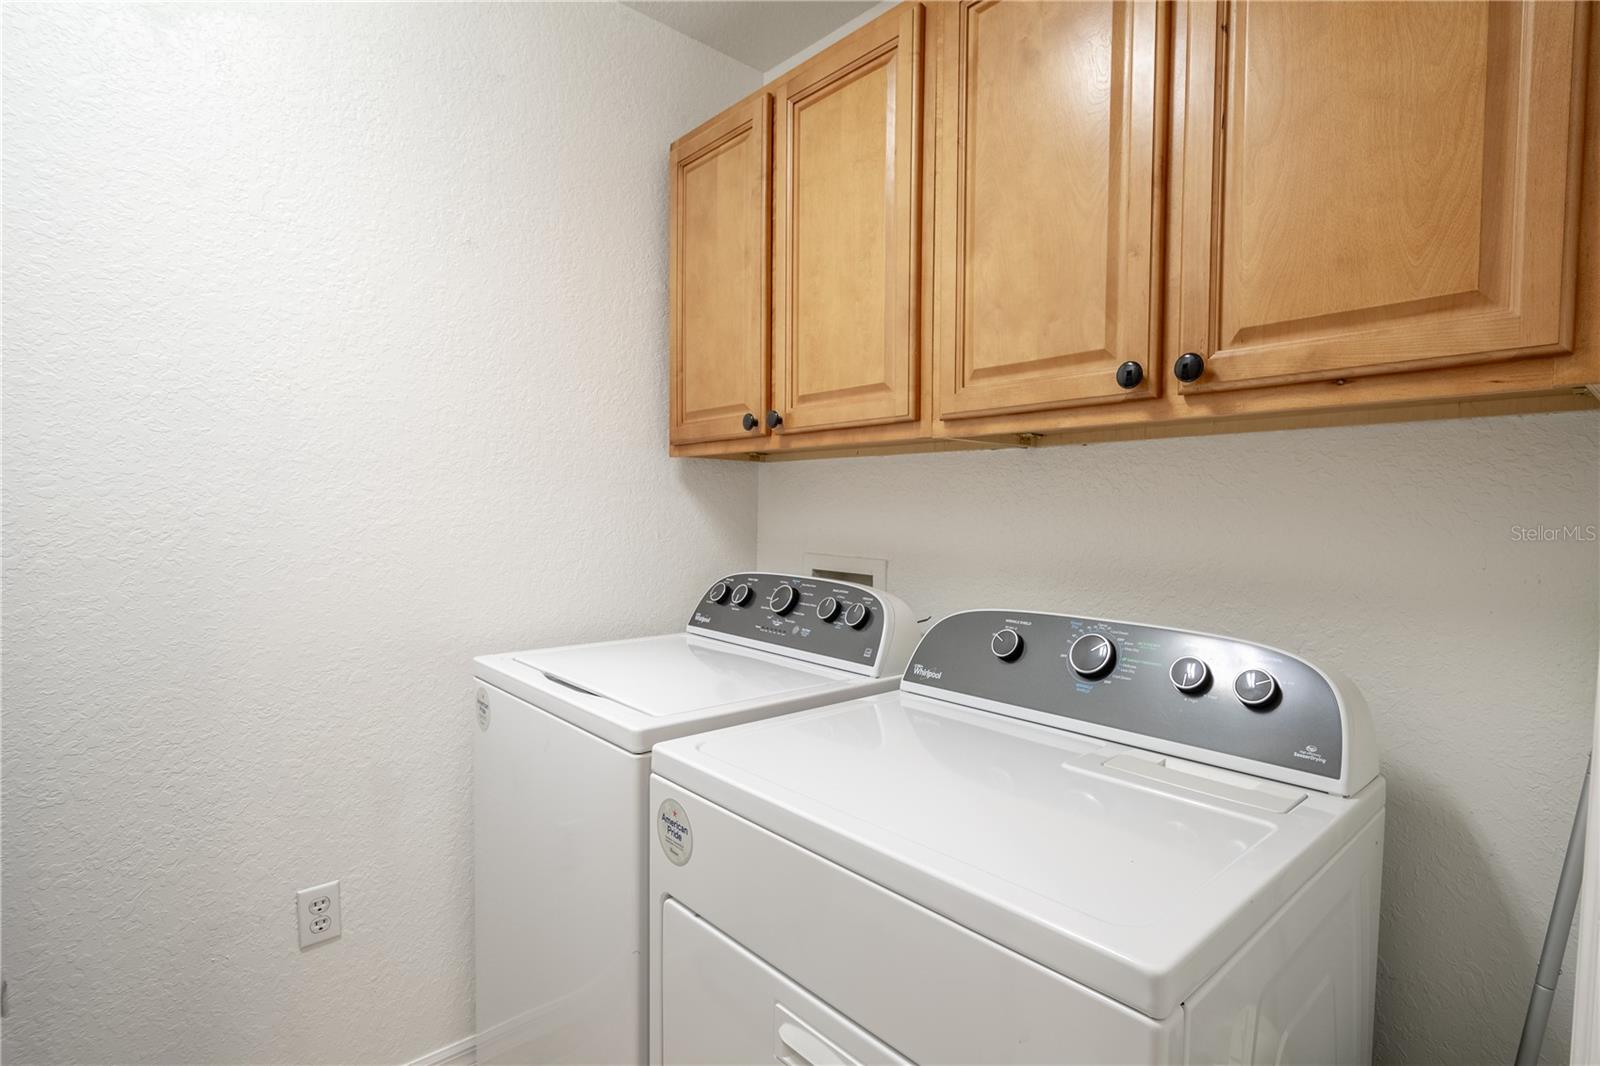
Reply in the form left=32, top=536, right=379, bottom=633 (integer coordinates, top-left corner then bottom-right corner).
left=660, top=900, right=908, bottom=1066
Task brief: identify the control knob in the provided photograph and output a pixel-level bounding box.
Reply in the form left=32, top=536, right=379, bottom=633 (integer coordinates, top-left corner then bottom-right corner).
left=842, top=601, right=871, bottom=629
left=707, top=581, right=731, bottom=604
left=1068, top=633, right=1116, bottom=679
left=1234, top=669, right=1279, bottom=709
left=991, top=628, right=1023, bottom=661
left=768, top=584, right=799, bottom=615
left=1169, top=656, right=1210, bottom=694
left=816, top=596, right=841, bottom=623
left=730, top=582, right=754, bottom=607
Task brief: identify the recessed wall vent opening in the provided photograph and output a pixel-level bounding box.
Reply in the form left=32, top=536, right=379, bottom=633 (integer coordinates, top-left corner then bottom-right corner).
left=802, top=553, right=888, bottom=590
left=814, top=568, right=874, bottom=586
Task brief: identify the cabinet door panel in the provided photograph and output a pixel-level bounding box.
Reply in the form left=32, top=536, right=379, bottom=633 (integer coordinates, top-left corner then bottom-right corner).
left=669, top=94, right=770, bottom=445
left=935, top=0, right=1166, bottom=421
left=1175, top=0, right=1587, bottom=393
left=774, top=4, right=922, bottom=435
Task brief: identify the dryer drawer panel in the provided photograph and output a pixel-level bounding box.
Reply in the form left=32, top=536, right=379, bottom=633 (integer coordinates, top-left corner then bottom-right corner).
left=650, top=776, right=1182, bottom=1065
left=661, top=899, right=908, bottom=1065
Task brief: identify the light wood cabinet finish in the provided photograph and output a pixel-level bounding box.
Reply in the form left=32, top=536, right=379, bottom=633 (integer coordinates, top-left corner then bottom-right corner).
left=771, top=3, right=923, bottom=436
left=1174, top=0, right=1589, bottom=394
left=669, top=92, right=771, bottom=445
left=933, top=0, right=1167, bottom=420
left=665, top=1, right=1598, bottom=460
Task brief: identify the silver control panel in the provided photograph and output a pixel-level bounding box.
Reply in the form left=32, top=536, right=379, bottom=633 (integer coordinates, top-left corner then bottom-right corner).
left=902, top=610, right=1346, bottom=782
left=687, top=573, right=886, bottom=671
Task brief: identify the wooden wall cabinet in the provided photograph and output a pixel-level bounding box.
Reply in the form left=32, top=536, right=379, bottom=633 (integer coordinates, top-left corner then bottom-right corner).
left=1173, top=0, right=1589, bottom=395
left=771, top=3, right=924, bottom=440
left=931, top=0, right=1167, bottom=422
left=668, top=92, right=771, bottom=446
left=668, top=1, right=1597, bottom=460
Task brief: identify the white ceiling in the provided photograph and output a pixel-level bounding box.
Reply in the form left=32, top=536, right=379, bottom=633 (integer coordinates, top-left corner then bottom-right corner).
left=621, top=1, right=880, bottom=73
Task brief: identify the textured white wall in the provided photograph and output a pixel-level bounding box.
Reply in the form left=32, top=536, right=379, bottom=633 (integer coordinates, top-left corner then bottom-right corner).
left=1, top=4, right=758, bottom=1063
left=757, top=411, right=1600, bottom=1065
left=759, top=1, right=895, bottom=81
left=8, top=3, right=1598, bottom=1064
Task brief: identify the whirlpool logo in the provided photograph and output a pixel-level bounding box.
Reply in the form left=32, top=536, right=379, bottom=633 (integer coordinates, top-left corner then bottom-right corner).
left=912, top=664, right=944, bottom=680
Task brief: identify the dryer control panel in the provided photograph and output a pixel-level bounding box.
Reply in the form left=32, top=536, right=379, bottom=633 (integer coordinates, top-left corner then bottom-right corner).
left=900, top=610, right=1378, bottom=796
left=687, top=573, right=906, bottom=677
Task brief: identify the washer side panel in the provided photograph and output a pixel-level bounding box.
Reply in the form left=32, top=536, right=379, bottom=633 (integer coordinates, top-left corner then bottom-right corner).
left=475, top=683, right=649, bottom=1065
left=1183, top=810, right=1386, bottom=1066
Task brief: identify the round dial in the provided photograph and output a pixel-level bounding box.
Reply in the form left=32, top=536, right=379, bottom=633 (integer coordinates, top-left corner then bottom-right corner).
left=1234, top=669, right=1279, bottom=708
left=730, top=582, right=754, bottom=607
left=768, top=584, right=798, bottom=615
left=1169, top=656, right=1210, bottom=694
left=707, top=581, right=731, bottom=604
left=842, top=601, right=871, bottom=629
left=1068, top=633, right=1116, bottom=679
left=991, top=627, right=1023, bottom=661
left=816, top=596, right=841, bottom=623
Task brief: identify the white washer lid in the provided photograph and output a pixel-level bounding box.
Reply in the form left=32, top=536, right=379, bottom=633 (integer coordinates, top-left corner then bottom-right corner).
left=651, top=690, right=1386, bottom=1018
left=476, top=634, right=882, bottom=753
left=515, top=634, right=852, bottom=717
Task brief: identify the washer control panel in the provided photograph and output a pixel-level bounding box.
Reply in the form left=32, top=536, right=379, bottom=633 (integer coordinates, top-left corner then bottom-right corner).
left=903, top=610, right=1344, bottom=783
left=688, top=573, right=886, bottom=671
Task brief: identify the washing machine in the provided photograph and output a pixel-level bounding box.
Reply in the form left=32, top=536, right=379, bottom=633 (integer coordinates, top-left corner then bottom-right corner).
left=649, top=609, right=1384, bottom=1065
left=473, top=572, right=921, bottom=1066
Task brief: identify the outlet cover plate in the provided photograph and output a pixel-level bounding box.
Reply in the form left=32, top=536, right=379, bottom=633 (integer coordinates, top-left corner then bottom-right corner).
left=297, top=880, right=341, bottom=948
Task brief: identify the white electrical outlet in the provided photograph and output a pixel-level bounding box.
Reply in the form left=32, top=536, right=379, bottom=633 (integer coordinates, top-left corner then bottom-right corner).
left=297, top=880, right=341, bottom=948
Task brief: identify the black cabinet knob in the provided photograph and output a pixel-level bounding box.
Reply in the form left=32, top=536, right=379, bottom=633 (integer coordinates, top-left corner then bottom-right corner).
left=1115, top=361, right=1144, bottom=389
left=766, top=409, right=783, bottom=430
left=1174, top=352, right=1205, bottom=383
left=741, top=412, right=758, bottom=431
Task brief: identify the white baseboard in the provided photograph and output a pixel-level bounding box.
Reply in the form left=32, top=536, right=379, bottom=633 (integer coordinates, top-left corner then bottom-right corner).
left=405, top=1031, right=475, bottom=1066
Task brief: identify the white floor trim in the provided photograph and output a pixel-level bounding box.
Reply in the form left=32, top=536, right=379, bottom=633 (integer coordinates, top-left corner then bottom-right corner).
left=404, top=1031, right=475, bottom=1066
